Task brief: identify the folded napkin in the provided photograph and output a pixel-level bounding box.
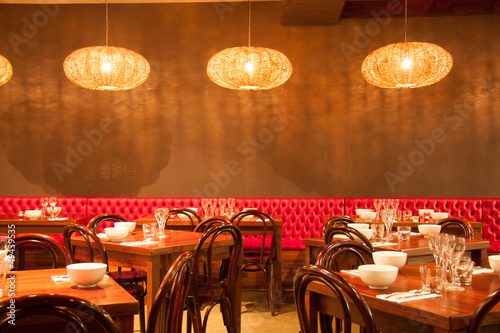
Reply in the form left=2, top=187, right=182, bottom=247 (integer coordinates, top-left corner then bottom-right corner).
left=51, top=275, right=71, bottom=282
left=371, top=242, right=398, bottom=246
left=473, top=267, right=496, bottom=274
left=377, top=291, right=441, bottom=303
left=340, top=269, right=360, bottom=276
left=48, top=217, right=68, bottom=221
left=121, top=240, right=159, bottom=246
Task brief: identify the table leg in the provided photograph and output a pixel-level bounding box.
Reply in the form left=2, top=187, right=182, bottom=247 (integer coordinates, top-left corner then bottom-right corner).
left=146, top=257, right=162, bottom=316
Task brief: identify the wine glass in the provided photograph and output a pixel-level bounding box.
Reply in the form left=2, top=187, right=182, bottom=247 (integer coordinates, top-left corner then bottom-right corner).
left=201, top=199, right=209, bottom=218
left=219, top=198, right=227, bottom=217
left=373, top=199, right=381, bottom=220
left=381, top=208, right=396, bottom=244
left=227, top=198, right=236, bottom=217
left=154, top=208, right=169, bottom=239
left=40, top=197, right=48, bottom=219
left=49, top=197, right=57, bottom=208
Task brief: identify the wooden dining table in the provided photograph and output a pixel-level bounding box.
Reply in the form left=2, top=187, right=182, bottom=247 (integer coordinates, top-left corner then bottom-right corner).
left=1, top=268, right=138, bottom=332
left=0, top=214, right=92, bottom=235
left=307, top=263, right=500, bottom=332
left=69, top=229, right=242, bottom=332
left=303, top=234, right=490, bottom=267
left=135, top=214, right=284, bottom=309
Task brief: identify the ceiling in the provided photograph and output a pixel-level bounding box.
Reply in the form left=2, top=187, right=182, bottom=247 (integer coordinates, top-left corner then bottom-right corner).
left=0, top=0, right=498, bottom=25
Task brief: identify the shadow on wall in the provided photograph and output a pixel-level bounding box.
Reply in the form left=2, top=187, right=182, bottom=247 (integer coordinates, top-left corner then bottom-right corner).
left=0, top=99, right=172, bottom=196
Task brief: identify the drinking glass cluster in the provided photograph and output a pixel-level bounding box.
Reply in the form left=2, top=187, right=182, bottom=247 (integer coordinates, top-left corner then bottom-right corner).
left=154, top=207, right=169, bottom=239
left=200, top=198, right=236, bottom=218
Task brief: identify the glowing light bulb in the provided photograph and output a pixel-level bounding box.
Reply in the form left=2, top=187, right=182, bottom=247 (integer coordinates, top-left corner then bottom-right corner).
left=402, top=58, right=411, bottom=69
left=102, top=62, right=112, bottom=72
left=245, top=61, right=254, bottom=72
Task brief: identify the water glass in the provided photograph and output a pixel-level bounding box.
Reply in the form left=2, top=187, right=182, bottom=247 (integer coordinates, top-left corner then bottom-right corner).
left=453, top=257, right=475, bottom=286
left=397, top=226, right=411, bottom=241
left=154, top=208, right=169, bottom=239
left=370, top=223, right=385, bottom=240
left=403, top=210, right=413, bottom=222
left=142, top=223, right=157, bottom=241
left=381, top=208, right=396, bottom=243
left=420, top=265, right=446, bottom=294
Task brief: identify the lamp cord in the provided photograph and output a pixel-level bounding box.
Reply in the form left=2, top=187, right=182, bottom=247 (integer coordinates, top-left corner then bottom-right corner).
left=404, top=0, right=408, bottom=43
left=105, top=0, right=109, bottom=47
left=248, top=0, right=251, bottom=47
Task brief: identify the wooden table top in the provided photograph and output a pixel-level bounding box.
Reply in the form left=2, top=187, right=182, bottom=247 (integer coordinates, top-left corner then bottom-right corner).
left=1, top=268, right=138, bottom=317
left=308, top=263, right=500, bottom=332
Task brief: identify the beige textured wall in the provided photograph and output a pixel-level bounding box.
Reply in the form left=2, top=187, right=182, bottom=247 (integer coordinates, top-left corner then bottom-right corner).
left=0, top=2, right=498, bottom=198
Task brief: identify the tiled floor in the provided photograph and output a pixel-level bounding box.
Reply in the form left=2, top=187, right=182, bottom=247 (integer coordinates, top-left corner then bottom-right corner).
left=135, top=290, right=300, bottom=332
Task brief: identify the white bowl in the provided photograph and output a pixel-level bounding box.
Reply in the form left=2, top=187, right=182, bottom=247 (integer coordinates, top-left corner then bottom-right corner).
left=418, top=224, right=442, bottom=235
left=348, top=223, right=370, bottom=230
left=359, top=211, right=377, bottom=220
left=430, top=212, right=449, bottom=220
left=24, top=210, right=42, bottom=220
left=372, top=251, right=408, bottom=269
left=114, top=222, right=136, bottom=233
left=356, top=228, right=374, bottom=240
left=67, top=262, right=107, bottom=288
left=355, top=209, right=372, bottom=216
left=489, top=255, right=500, bottom=274
left=418, top=209, right=435, bottom=217
left=104, top=227, right=129, bottom=241
left=358, top=264, right=398, bottom=289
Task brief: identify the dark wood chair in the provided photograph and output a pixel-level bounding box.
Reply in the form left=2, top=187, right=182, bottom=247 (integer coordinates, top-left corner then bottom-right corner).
left=147, top=251, right=194, bottom=333
left=468, top=288, right=500, bottom=333
left=230, top=209, right=279, bottom=316
left=63, top=224, right=146, bottom=333
left=193, top=216, right=230, bottom=233
left=13, top=233, right=70, bottom=270
left=87, top=213, right=129, bottom=233
left=187, top=224, right=242, bottom=333
left=168, top=208, right=202, bottom=231
left=315, top=240, right=375, bottom=333
left=0, top=293, right=119, bottom=332
left=437, top=218, right=475, bottom=239
left=324, top=225, right=375, bottom=251
left=294, top=265, right=377, bottom=333
left=322, top=216, right=356, bottom=236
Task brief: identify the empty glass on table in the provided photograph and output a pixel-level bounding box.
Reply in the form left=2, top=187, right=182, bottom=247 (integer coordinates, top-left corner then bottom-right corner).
left=154, top=208, right=169, bottom=239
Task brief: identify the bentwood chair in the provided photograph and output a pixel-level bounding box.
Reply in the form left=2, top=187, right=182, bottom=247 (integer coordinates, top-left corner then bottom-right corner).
left=0, top=294, right=119, bottom=333
left=324, top=225, right=375, bottom=251
left=230, top=209, right=279, bottom=316
left=315, top=240, right=374, bottom=333
left=193, top=216, right=230, bottom=233
left=468, top=288, right=500, bottom=333
left=293, top=265, right=377, bottom=333
left=63, top=224, right=147, bottom=333
left=147, top=251, right=194, bottom=333
left=322, top=216, right=356, bottom=236
left=167, top=208, right=202, bottom=231
left=13, top=233, right=70, bottom=270
left=186, top=224, right=242, bottom=333
left=88, top=214, right=148, bottom=291
left=437, top=218, right=475, bottom=239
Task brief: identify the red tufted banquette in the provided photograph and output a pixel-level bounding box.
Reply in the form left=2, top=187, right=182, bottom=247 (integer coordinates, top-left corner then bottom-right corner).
left=481, top=199, right=500, bottom=252
left=0, top=197, right=87, bottom=215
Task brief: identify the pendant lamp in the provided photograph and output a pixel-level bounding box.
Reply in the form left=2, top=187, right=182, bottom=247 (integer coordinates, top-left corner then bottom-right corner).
left=207, top=0, right=292, bottom=90
left=63, top=0, right=150, bottom=91
left=361, top=0, right=452, bottom=89
left=0, top=54, right=13, bottom=86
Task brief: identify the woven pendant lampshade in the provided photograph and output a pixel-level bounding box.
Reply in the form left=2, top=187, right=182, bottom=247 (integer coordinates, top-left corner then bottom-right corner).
left=63, top=0, right=149, bottom=91
left=63, top=46, right=150, bottom=91
left=207, top=46, right=292, bottom=90
left=206, top=0, right=292, bottom=90
left=0, top=54, right=13, bottom=86
left=361, top=42, right=453, bottom=88
left=361, top=0, right=452, bottom=89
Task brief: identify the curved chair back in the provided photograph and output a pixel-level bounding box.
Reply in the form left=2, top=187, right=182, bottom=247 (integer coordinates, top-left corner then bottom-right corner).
left=324, top=225, right=375, bottom=251
left=316, top=240, right=374, bottom=272
left=88, top=214, right=129, bottom=234
left=167, top=208, right=202, bottom=231
left=190, top=224, right=243, bottom=332
left=437, top=218, right=474, bottom=239
left=193, top=216, right=230, bottom=233
left=294, top=265, right=377, bottom=333
left=64, top=224, right=108, bottom=267
left=468, top=288, right=500, bottom=333
left=0, top=294, right=119, bottom=332
left=13, top=233, right=70, bottom=270
left=323, top=216, right=356, bottom=236
left=147, top=251, right=194, bottom=333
